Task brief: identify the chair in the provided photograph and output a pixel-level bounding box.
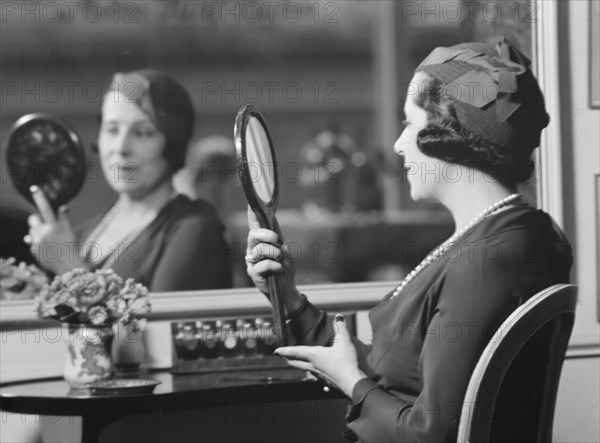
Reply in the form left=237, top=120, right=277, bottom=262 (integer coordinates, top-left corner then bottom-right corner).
left=457, top=284, right=578, bottom=443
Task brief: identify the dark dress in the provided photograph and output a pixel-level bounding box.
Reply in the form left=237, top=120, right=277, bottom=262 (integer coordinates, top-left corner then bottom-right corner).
left=0, top=207, right=36, bottom=265
left=78, top=195, right=232, bottom=291
left=288, top=203, right=573, bottom=443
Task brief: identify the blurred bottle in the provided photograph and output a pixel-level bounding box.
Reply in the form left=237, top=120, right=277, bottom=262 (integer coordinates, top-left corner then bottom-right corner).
left=300, top=131, right=349, bottom=214
left=300, top=130, right=382, bottom=216
left=221, top=320, right=240, bottom=358
left=112, top=319, right=146, bottom=375
left=238, top=319, right=259, bottom=357
left=202, top=321, right=221, bottom=359
left=256, top=318, right=277, bottom=355
left=172, top=322, right=202, bottom=361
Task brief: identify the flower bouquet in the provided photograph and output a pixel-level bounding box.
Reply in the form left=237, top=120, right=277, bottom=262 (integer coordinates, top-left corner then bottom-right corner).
left=0, top=257, right=49, bottom=301
left=36, top=268, right=150, bottom=329
left=35, top=268, right=151, bottom=387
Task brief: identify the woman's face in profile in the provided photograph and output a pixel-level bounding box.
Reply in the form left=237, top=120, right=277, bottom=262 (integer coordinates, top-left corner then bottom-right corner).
left=394, top=73, right=441, bottom=202
left=98, top=92, right=171, bottom=199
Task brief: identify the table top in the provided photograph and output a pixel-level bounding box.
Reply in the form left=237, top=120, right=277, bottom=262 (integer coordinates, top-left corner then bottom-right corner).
left=0, top=368, right=342, bottom=417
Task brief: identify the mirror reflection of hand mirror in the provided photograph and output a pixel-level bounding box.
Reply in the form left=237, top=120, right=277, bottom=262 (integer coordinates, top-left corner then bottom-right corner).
left=6, top=113, right=85, bottom=211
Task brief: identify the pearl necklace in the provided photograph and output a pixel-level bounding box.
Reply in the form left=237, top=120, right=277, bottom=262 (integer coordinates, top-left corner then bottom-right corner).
left=389, top=193, right=521, bottom=299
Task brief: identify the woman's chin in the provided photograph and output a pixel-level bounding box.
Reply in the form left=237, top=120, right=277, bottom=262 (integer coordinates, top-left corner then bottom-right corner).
left=111, top=179, right=172, bottom=200
left=409, top=188, right=436, bottom=203
left=109, top=183, right=135, bottom=195
left=409, top=188, right=424, bottom=202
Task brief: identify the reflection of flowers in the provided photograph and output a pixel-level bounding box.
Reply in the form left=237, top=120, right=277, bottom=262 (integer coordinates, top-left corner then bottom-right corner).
left=0, top=258, right=49, bottom=301
left=36, top=268, right=150, bottom=328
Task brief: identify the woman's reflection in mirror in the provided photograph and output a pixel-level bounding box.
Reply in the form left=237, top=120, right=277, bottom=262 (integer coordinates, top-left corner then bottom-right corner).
left=26, top=70, right=232, bottom=291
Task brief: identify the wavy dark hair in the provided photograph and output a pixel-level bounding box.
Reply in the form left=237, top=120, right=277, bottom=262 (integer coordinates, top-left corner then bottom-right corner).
left=414, top=73, right=535, bottom=186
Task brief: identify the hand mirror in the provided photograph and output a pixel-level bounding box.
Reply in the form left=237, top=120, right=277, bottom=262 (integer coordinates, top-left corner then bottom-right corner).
left=235, top=105, right=288, bottom=346
left=6, top=113, right=85, bottom=212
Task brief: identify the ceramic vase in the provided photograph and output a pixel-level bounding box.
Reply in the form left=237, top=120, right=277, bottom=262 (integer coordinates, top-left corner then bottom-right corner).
left=62, top=324, right=115, bottom=388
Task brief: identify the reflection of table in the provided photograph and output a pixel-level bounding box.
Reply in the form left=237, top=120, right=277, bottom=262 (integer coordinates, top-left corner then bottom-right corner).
left=0, top=368, right=347, bottom=443
left=228, top=209, right=454, bottom=284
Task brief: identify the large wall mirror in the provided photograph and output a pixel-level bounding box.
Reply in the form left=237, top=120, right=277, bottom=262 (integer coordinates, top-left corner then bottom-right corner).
left=1, top=1, right=536, bottom=301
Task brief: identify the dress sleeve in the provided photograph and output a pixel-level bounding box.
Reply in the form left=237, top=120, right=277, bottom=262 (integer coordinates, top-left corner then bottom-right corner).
left=287, top=298, right=374, bottom=376
left=149, top=216, right=231, bottom=291
left=346, top=236, right=530, bottom=443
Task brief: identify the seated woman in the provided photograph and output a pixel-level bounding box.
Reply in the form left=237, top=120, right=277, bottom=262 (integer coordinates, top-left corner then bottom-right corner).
left=26, top=70, right=231, bottom=291
left=245, top=40, right=573, bottom=442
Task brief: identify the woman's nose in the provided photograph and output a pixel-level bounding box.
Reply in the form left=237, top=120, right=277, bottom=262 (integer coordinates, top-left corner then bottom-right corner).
left=113, top=132, right=132, bottom=156
left=393, top=133, right=405, bottom=156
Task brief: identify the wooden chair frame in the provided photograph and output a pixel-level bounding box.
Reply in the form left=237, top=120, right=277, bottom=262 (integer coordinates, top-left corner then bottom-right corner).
left=457, top=284, right=577, bottom=443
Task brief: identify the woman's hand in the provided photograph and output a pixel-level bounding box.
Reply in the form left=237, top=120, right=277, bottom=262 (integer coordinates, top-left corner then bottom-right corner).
left=245, top=207, right=303, bottom=311
left=274, top=314, right=367, bottom=397
left=26, top=185, right=86, bottom=274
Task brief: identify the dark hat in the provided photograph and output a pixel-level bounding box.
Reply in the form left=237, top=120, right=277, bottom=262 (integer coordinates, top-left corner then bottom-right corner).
left=107, top=70, right=195, bottom=171
left=416, top=39, right=549, bottom=151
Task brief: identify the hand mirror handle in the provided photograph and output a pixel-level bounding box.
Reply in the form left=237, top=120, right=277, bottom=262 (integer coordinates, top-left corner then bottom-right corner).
left=6, top=113, right=86, bottom=212
left=235, top=105, right=288, bottom=346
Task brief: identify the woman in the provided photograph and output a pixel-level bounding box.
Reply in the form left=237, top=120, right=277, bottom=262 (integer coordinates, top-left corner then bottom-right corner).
left=245, top=41, right=573, bottom=442
left=27, top=70, right=231, bottom=291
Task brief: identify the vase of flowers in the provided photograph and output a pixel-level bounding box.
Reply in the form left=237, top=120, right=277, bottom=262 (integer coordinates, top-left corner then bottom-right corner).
left=36, top=268, right=151, bottom=388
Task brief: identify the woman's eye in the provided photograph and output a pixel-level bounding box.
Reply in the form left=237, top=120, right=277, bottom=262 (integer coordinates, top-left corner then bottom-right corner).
left=103, top=126, right=119, bottom=135
left=134, top=127, right=156, bottom=138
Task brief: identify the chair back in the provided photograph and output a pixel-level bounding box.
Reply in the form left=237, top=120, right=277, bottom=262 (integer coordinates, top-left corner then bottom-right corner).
left=457, top=284, right=577, bottom=443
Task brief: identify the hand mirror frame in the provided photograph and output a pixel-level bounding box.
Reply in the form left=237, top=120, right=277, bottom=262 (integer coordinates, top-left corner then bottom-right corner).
left=6, top=113, right=86, bottom=212
left=234, top=104, right=288, bottom=346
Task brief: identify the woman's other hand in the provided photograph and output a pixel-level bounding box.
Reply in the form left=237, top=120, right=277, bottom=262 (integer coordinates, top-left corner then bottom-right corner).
left=26, top=185, right=86, bottom=274
left=274, top=314, right=367, bottom=397
left=245, top=207, right=303, bottom=312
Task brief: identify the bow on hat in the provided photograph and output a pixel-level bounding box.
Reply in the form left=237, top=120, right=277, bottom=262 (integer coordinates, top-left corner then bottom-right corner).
left=418, top=39, right=531, bottom=122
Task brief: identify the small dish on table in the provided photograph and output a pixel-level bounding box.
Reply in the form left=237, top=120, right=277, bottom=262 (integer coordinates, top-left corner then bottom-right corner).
left=87, top=379, right=161, bottom=396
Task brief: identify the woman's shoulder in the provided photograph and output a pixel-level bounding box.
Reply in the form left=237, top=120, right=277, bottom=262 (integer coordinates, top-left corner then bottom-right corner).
left=144, top=195, right=225, bottom=239
left=469, top=203, right=573, bottom=275
left=479, top=203, right=567, bottom=242
left=162, top=194, right=222, bottom=223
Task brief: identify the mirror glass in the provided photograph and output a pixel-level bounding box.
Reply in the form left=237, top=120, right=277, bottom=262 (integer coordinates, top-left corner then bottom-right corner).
left=6, top=114, right=85, bottom=211
left=0, top=0, right=535, bottom=295
left=245, top=117, right=275, bottom=205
